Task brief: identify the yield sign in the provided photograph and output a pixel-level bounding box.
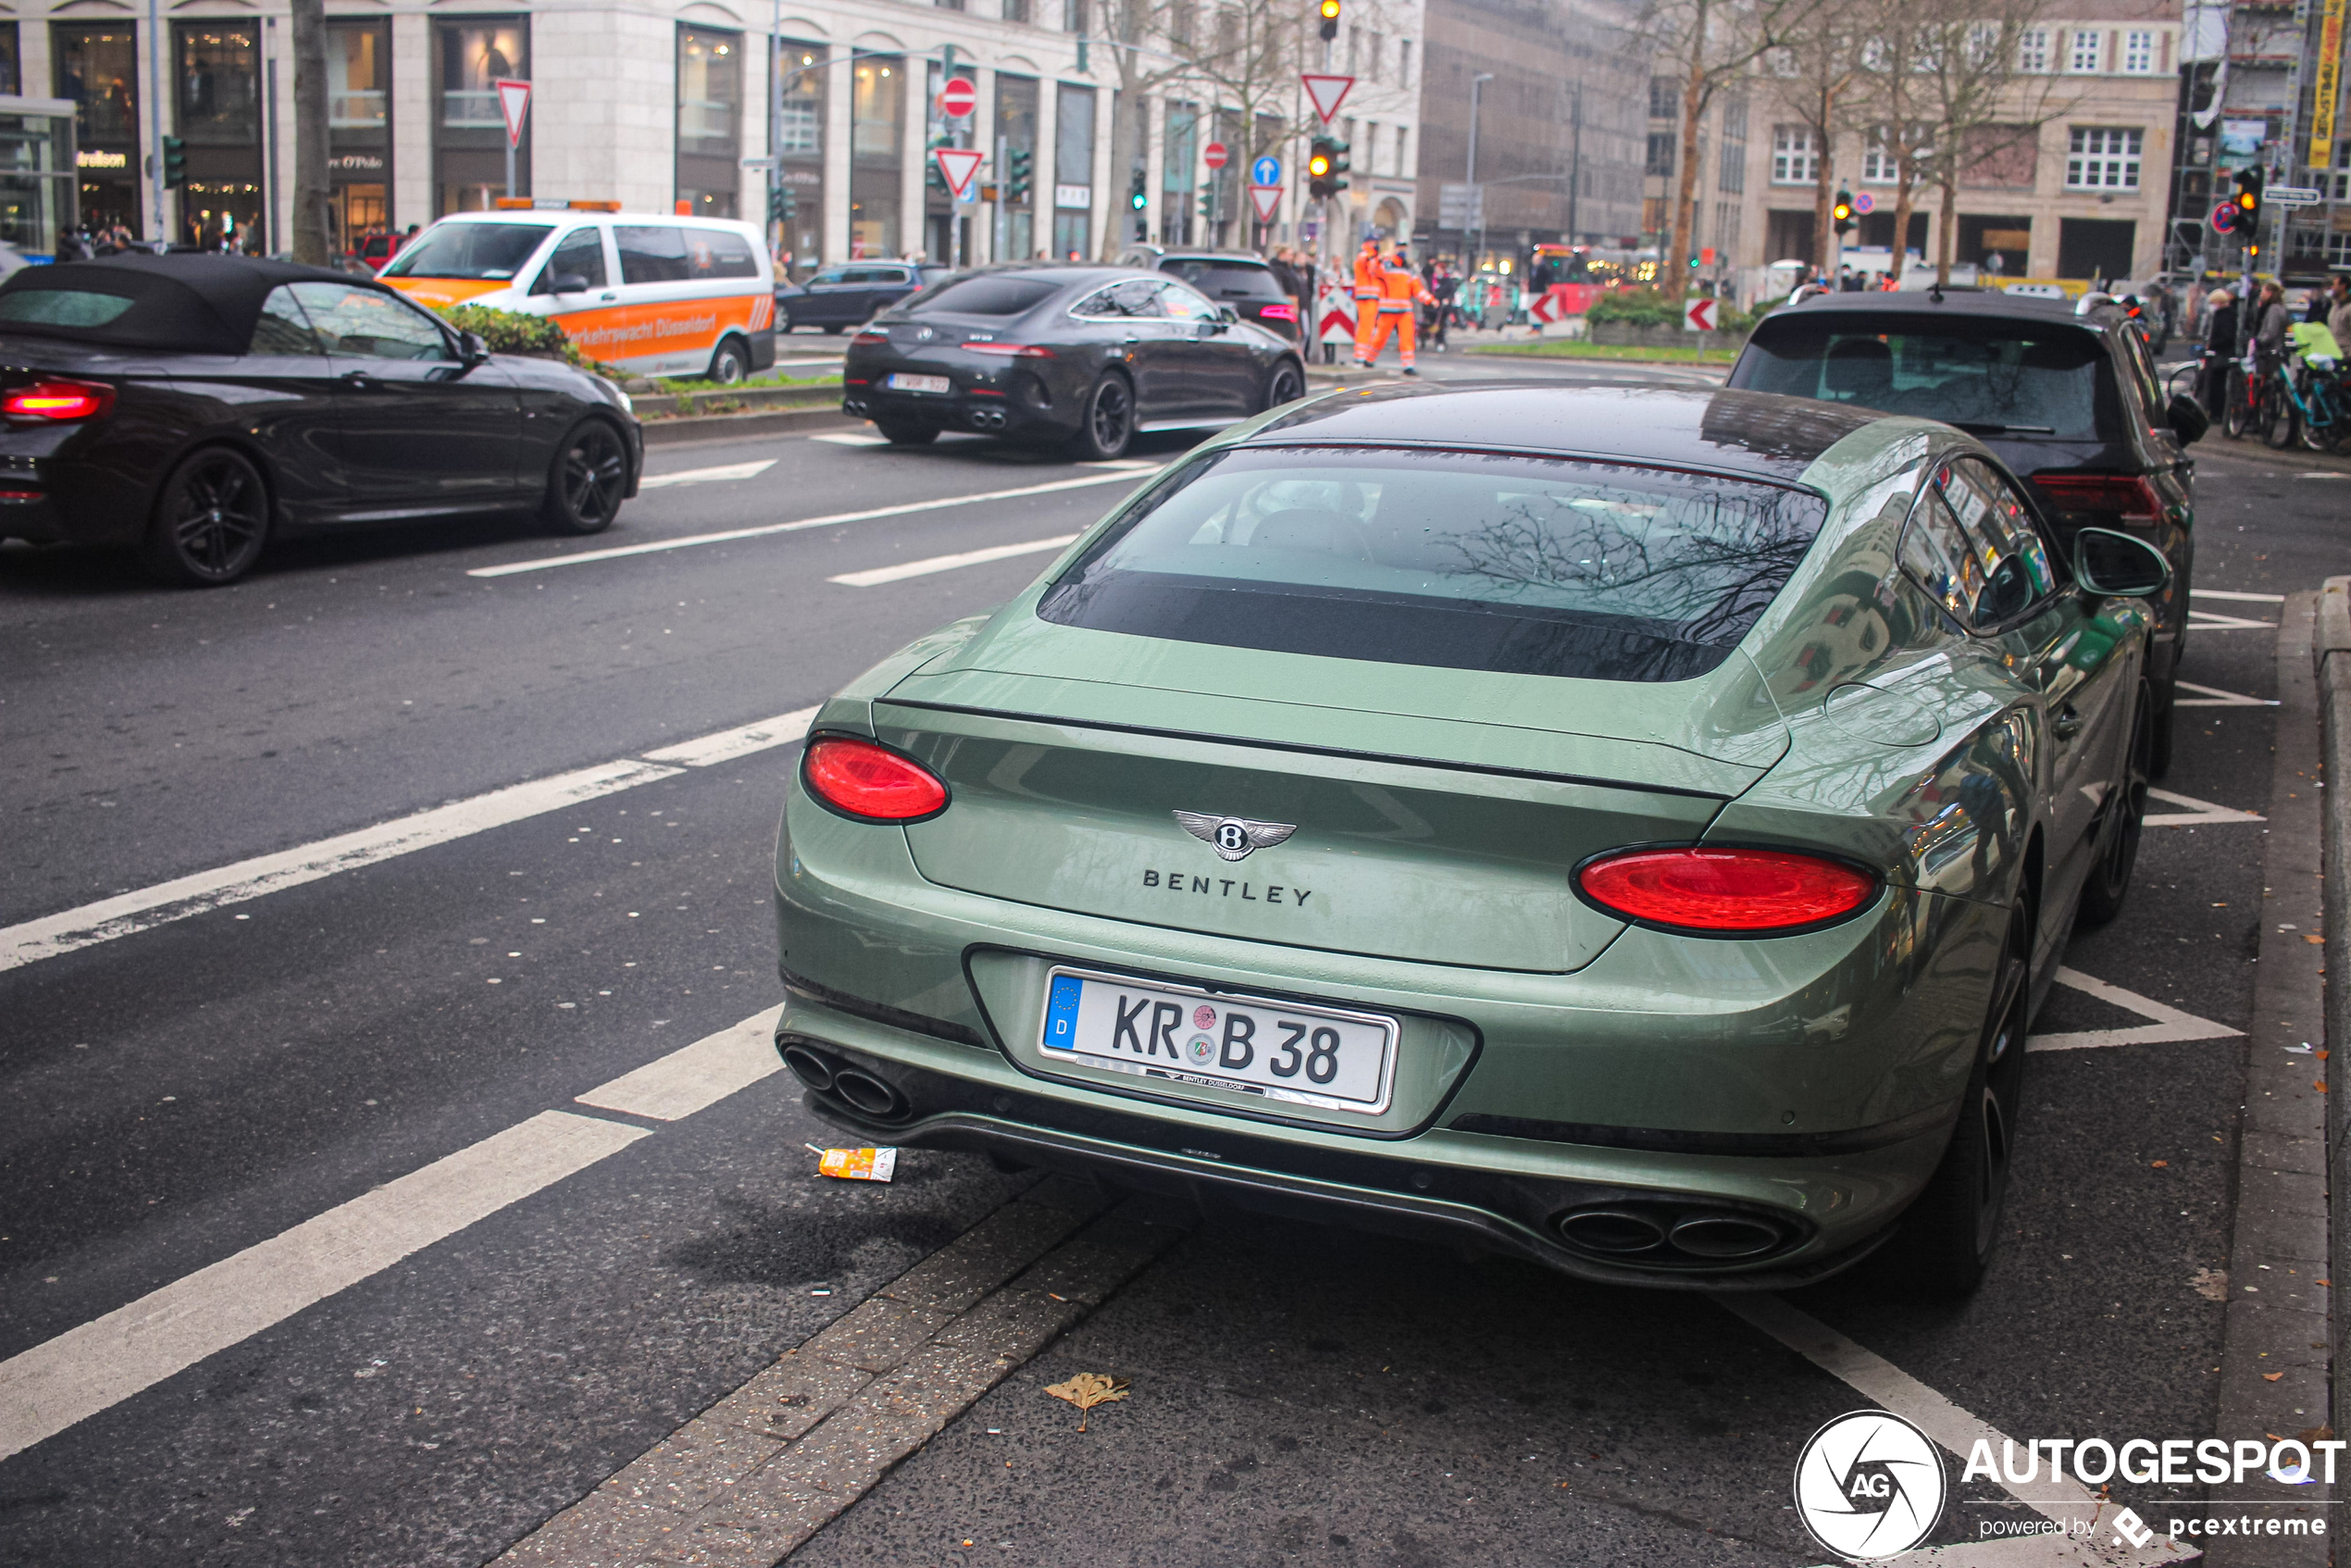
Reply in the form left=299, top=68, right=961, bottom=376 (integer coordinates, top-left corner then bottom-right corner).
left=1300, top=74, right=1354, bottom=124
left=934, top=146, right=985, bottom=202
left=1249, top=184, right=1283, bottom=223
left=494, top=79, right=532, bottom=148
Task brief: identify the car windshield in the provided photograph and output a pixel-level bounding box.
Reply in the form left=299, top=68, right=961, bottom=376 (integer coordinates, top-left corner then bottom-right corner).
left=1164, top=260, right=1287, bottom=300
left=907, top=276, right=1060, bottom=317
left=1731, top=316, right=2111, bottom=440
left=380, top=223, right=554, bottom=280
left=1039, top=445, right=1830, bottom=682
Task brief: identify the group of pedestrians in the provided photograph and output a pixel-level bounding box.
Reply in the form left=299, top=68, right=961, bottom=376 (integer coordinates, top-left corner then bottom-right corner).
left=2194, top=274, right=2351, bottom=425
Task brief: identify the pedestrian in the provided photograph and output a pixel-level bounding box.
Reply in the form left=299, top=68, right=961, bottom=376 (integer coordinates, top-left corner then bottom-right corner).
left=2254, top=280, right=2290, bottom=380
left=2145, top=281, right=2171, bottom=353
left=1361, top=243, right=1436, bottom=374
left=1428, top=260, right=1459, bottom=351
left=2328, top=276, right=2351, bottom=356
left=2200, top=286, right=2237, bottom=417
left=1350, top=239, right=1382, bottom=367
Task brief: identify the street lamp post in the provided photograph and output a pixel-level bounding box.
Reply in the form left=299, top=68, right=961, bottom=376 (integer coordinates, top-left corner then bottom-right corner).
left=1467, top=71, right=1494, bottom=270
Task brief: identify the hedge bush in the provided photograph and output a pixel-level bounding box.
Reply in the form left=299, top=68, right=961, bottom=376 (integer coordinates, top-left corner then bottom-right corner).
left=1585, top=286, right=1770, bottom=335
left=430, top=303, right=619, bottom=375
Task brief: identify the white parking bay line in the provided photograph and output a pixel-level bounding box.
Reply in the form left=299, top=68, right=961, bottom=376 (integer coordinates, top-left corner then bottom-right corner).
left=638, top=458, right=777, bottom=490
left=0, top=1003, right=790, bottom=1462
left=2144, top=787, right=2266, bottom=827
left=0, top=707, right=817, bottom=974
left=830, top=533, right=1080, bottom=588
left=2192, top=589, right=2288, bottom=604
left=809, top=432, right=886, bottom=446
left=2174, top=680, right=2279, bottom=708
left=0, top=1109, right=649, bottom=1463
left=468, top=470, right=1143, bottom=579
left=2026, top=966, right=2244, bottom=1052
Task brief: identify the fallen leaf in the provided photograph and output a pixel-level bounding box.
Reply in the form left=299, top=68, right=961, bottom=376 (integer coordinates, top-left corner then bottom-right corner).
left=2317, top=1081, right=2329, bottom=1094
left=2307, top=935, right=2325, bottom=944
left=1044, top=1372, right=1131, bottom=1432
left=2151, top=1160, right=2169, bottom=1168
left=2264, top=1372, right=2284, bottom=1382
left=2190, top=1267, right=2228, bottom=1301
left=2320, top=1051, right=2332, bottom=1061
left=2300, top=1426, right=2334, bottom=1445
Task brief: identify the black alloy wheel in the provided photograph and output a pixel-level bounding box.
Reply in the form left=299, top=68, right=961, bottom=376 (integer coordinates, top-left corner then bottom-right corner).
left=1071, top=372, right=1134, bottom=460
left=875, top=419, right=939, bottom=446
left=542, top=420, right=628, bottom=535
left=1892, top=908, right=2031, bottom=1297
left=1261, top=361, right=1305, bottom=413
left=2077, top=684, right=2152, bottom=925
left=708, top=337, right=751, bottom=386
left=143, top=446, right=270, bottom=586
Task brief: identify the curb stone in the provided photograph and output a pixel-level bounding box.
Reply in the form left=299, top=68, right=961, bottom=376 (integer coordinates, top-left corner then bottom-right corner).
left=2320, top=577, right=2351, bottom=1480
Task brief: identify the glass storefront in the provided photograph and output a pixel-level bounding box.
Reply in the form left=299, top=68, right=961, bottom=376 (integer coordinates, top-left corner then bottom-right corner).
left=53, top=24, right=140, bottom=237
left=676, top=25, right=739, bottom=218
left=176, top=24, right=263, bottom=251
left=1053, top=82, right=1094, bottom=260
left=849, top=56, right=902, bottom=259
left=1161, top=100, right=1196, bottom=247
left=773, top=41, right=825, bottom=272
left=435, top=19, right=527, bottom=214
left=330, top=21, right=391, bottom=251
left=0, top=103, right=77, bottom=256
left=0, top=27, right=21, bottom=97
left=995, top=75, right=1037, bottom=261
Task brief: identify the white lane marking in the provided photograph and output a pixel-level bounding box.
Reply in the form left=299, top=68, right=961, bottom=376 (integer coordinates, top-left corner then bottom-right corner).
left=2173, top=680, right=2278, bottom=708
left=2187, top=608, right=2278, bottom=631
left=0, top=712, right=817, bottom=974
left=2026, top=966, right=2244, bottom=1052
left=0, top=1109, right=651, bottom=1463
left=0, top=758, right=680, bottom=973
left=1725, top=1295, right=2195, bottom=1562
left=2191, top=588, right=2287, bottom=604
left=641, top=706, right=819, bottom=768
left=2144, top=787, right=2266, bottom=827
left=638, top=458, right=777, bottom=490
left=574, top=1005, right=784, bottom=1121
left=466, top=470, right=1143, bottom=578
left=2295, top=471, right=2351, bottom=479
left=809, top=432, right=886, bottom=446
left=829, top=533, right=1080, bottom=588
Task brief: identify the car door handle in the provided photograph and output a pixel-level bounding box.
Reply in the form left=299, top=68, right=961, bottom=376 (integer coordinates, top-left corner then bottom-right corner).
left=599, top=292, right=616, bottom=302
left=2051, top=703, right=2084, bottom=740
left=340, top=369, right=376, bottom=389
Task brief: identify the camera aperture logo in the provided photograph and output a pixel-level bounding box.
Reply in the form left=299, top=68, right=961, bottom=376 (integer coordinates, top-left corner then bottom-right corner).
left=1796, top=1409, right=1948, bottom=1561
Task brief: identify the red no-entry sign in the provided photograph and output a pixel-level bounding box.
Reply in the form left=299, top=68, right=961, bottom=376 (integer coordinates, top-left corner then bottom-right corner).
left=938, top=78, right=977, bottom=119
left=1204, top=143, right=1229, bottom=170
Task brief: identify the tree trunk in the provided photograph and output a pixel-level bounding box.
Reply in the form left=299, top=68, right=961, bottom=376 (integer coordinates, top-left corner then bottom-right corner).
left=1102, top=83, right=1142, bottom=260
left=290, top=0, right=330, bottom=266
left=1669, top=23, right=1708, bottom=283
left=1935, top=175, right=1957, bottom=286
left=1887, top=171, right=1915, bottom=283
left=1811, top=88, right=1835, bottom=274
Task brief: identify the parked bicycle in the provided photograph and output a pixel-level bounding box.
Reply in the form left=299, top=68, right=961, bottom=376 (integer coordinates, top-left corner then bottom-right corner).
left=2281, top=324, right=2351, bottom=454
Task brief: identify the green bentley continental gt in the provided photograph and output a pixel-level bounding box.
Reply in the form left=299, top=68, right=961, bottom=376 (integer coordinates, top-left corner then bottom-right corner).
left=771, top=384, right=2170, bottom=1296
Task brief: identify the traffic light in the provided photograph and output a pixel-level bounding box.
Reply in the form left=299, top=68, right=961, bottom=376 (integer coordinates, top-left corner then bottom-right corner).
left=1200, top=185, right=1217, bottom=222
left=1309, top=135, right=1350, bottom=199
left=1318, top=0, right=1341, bottom=42
left=2234, top=167, right=2263, bottom=243
left=1007, top=147, right=1033, bottom=205
left=1129, top=168, right=1148, bottom=212
left=1832, top=189, right=1855, bottom=235
left=161, top=134, right=186, bottom=190
left=768, top=183, right=796, bottom=225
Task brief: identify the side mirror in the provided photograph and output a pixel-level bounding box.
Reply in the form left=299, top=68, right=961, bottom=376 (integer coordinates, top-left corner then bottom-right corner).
left=2166, top=390, right=2208, bottom=444
left=2072, top=527, right=2171, bottom=598
left=550, top=272, right=591, bottom=295
left=1215, top=303, right=1239, bottom=324
left=458, top=330, right=490, bottom=366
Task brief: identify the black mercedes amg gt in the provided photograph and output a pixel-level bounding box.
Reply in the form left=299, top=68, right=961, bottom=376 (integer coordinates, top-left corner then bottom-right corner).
left=841, top=264, right=1309, bottom=459
left=0, top=254, right=641, bottom=585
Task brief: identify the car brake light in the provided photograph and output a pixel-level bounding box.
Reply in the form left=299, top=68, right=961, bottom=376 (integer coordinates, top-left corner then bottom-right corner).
left=5, top=380, right=113, bottom=420
left=802, top=736, right=949, bottom=822
left=1258, top=303, right=1298, bottom=321
left=961, top=342, right=1053, bottom=356
left=1576, top=847, right=1876, bottom=933
left=2029, top=472, right=2162, bottom=524
left=850, top=330, right=889, bottom=346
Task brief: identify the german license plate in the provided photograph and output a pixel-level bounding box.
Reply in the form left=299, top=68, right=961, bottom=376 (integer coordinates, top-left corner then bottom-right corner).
left=1039, top=966, right=1398, bottom=1114
left=887, top=372, right=951, bottom=394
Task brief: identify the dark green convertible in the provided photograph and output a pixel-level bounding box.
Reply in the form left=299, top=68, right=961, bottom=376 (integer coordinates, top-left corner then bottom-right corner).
left=769, top=383, right=2170, bottom=1296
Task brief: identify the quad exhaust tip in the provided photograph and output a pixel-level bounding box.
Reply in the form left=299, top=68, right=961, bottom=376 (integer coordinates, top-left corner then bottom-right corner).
left=967, top=407, right=1006, bottom=430
left=1557, top=1202, right=1791, bottom=1266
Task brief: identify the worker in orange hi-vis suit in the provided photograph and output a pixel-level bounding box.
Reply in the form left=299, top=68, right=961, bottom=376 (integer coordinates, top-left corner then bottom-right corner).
left=1363, top=246, right=1437, bottom=375
left=1350, top=241, right=1384, bottom=364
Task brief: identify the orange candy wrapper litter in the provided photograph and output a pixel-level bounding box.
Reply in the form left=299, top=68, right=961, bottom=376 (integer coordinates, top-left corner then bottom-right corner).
left=806, top=1143, right=898, bottom=1182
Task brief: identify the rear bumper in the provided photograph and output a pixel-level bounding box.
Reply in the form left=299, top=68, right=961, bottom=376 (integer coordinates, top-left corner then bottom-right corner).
left=842, top=383, right=1077, bottom=441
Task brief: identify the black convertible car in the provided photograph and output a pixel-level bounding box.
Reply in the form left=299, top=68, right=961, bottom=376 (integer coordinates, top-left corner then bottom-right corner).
left=841, top=265, right=1308, bottom=458
left=0, top=254, right=641, bottom=585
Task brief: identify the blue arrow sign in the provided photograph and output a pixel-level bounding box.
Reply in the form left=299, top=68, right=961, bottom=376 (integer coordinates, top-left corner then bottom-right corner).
left=1251, top=156, right=1281, bottom=188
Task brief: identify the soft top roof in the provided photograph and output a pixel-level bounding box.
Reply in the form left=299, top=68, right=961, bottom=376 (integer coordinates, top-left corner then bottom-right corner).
left=0, top=254, right=392, bottom=355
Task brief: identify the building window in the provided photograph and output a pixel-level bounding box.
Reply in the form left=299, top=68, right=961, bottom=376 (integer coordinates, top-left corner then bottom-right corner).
left=56, top=24, right=141, bottom=235
left=327, top=21, right=390, bottom=251
left=434, top=19, right=526, bottom=215
left=995, top=73, right=1038, bottom=257
left=2065, top=127, right=2140, bottom=190
left=330, top=25, right=387, bottom=131
left=1718, top=139, right=1745, bottom=193
left=1714, top=200, right=1741, bottom=258
left=677, top=25, right=740, bottom=218
left=1722, top=95, right=1747, bottom=143
left=1062, top=0, right=1088, bottom=33
left=1053, top=81, right=1094, bottom=259
left=849, top=56, right=902, bottom=257
left=1771, top=125, right=1816, bottom=184
left=2066, top=30, right=2102, bottom=74
left=1002, top=0, right=1031, bottom=22
left=1648, top=76, right=1678, bottom=120
left=1399, top=41, right=1412, bottom=88
left=773, top=42, right=825, bottom=270
left=0, top=27, right=17, bottom=96
left=2121, top=30, right=2155, bottom=73
left=176, top=24, right=263, bottom=252
left=1162, top=98, right=1196, bottom=246
left=2016, top=28, right=2049, bottom=73
left=1647, top=131, right=1675, bottom=177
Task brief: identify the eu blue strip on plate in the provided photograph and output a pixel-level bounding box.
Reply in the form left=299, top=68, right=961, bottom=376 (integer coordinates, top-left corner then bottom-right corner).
left=1042, top=973, right=1083, bottom=1052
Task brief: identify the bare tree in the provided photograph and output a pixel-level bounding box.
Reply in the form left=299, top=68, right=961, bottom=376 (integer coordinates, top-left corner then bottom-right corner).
left=1909, top=0, right=2072, bottom=284
left=290, top=0, right=330, bottom=264
left=1760, top=0, right=1869, bottom=273
left=1844, top=3, right=1935, bottom=282
left=1641, top=0, right=1823, bottom=281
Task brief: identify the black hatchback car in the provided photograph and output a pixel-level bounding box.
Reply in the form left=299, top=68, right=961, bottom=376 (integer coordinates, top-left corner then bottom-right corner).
left=776, top=261, right=951, bottom=333
left=0, top=255, right=641, bottom=586
left=841, top=265, right=1308, bottom=459
left=1126, top=251, right=1302, bottom=342
left=1729, top=289, right=2202, bottom=771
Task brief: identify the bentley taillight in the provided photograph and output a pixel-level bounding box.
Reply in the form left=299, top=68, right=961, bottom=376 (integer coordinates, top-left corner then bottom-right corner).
left=801, top=736, right=949, bottom=822
left=1576, top=847, right=1877, bottom=933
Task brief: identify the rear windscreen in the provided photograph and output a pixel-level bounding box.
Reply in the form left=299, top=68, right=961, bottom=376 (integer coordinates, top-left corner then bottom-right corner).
left=908, top=276, right=1061, bottom=316
left=380, top=223, right=554, bottom=280
left=1731, top=317, right=2111, bottom=440
left=1038, top=446, right=1830, bottom=683
left=1163, top=261, right=1287, bottom=300
left=0, top=289, right=134, bottom=328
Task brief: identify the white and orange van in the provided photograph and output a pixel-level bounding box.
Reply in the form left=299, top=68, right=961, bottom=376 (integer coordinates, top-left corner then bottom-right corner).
left=379, top=206, right=776, bottom=382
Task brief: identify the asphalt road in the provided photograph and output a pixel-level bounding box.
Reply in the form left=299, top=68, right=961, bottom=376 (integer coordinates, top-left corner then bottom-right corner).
left=0, top=362, right=2334, bottom=1567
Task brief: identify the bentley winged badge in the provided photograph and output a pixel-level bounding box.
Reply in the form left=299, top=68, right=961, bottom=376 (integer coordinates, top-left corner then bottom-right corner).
left=1174, top=811, right=1297, bottom=863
